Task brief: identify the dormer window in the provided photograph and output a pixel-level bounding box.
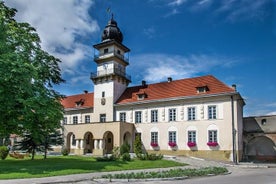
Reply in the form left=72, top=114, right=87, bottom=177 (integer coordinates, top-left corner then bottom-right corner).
left=75, top=99, right=84, bottom=107
left=136, top=92, right=147, bottom=100
left=196, top=86, right=209, bottom=93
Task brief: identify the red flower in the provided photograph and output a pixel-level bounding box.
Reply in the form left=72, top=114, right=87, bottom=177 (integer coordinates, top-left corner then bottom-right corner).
left=207, top=142, right=218, bottom=147
left=187, top=142, right=196, bottom=147
left=168, top=142, right=177, bottom=147
left=150, top=142, right=158, bottom=147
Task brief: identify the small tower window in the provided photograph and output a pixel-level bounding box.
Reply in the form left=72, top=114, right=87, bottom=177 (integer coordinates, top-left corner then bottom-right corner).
left=261, top=119, right=267, bottom=125
left=117, top=50, right=121, bottom=55
left=104, top=48, right=108, bottom=54
left=102, top=91, right=105, bottom=97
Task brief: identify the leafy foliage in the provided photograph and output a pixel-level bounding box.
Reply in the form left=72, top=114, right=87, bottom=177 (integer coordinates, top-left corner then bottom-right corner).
left=0, top=146, right=9, bottom=160
left=0, top=2, right=64, bottom=158
left=120, top=142, right=130, bottom=155
left=134, top=134, right=143, bottom=156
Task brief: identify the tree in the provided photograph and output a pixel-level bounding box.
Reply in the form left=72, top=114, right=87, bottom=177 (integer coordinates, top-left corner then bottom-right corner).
left=134, top=134, right=143, bottom=156
left=0, top=2, right=64, bottom=157
left=41, top=131, right=63, bottom=159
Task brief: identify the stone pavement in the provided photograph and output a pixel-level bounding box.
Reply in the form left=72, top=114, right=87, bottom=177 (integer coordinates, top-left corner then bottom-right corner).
left=0, top=156, right=275, bottom=184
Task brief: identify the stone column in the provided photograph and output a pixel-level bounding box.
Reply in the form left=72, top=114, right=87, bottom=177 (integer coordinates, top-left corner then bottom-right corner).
left=80, top=140, right=84, bottom=149
left=99, top=139, right=103, bottom=149
left=94, top=139, right=98, bottom=149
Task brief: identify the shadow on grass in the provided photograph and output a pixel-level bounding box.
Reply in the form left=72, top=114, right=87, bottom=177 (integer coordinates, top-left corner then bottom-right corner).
left=0, top=156, right=184, bottom=179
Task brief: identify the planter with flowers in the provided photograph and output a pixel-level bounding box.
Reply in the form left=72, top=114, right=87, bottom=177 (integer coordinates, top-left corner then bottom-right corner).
left=187, top=142, right=197, bottom=148
left=150, top=142, right=159, bottom=150
left=168, top=142, right=177, bottom=150
left=207, top=142, right=218, bottom=147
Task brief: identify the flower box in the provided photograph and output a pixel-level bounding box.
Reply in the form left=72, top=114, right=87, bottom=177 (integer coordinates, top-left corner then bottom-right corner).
left=150, top=142, right=159, bottom=147
left=207, top=142, right=218, bottom=147
left=187, top=142, right=196, bottom=147
left=168, top=142, right=177, bottom=147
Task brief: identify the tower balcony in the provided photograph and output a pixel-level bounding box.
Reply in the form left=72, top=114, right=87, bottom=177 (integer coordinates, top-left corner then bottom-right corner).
left=94, top=51, right=129, bottom=65
left=90, top=67, right=131, bottom=82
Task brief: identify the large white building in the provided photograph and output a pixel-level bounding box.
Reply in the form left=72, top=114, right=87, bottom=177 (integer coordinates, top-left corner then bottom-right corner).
left=61, top=16, right=245, bottom=162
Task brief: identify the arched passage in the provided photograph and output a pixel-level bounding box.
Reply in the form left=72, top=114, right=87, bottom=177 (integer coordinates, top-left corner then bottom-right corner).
left=84, top=132, right=94, bottom=154
left=66, top=132, right=75, bottom=152
left=123, top=132, right=132, bottom=152
left=104, top=131, right=114, bottom=154
left=247, top=136, right=276, bottom=156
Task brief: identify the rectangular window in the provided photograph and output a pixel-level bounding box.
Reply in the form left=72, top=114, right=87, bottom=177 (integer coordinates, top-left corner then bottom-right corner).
left=151, top=110, right=158, bottom=123
left=100, top=114, right=106, bottom=122
left=188, top=131, right=196, bottom=143
left=135, top=111, right=142, bottom=123
left=168, top=131, right=176, bottom=143
left=73, top=116, right=78, bottom=124
left=102, top=91, right=105, bottom=97
left=208, top=106, right=217, bottom=119
left=151, top=132, right=158, bottom=144
left=63, top=117, right=67, bottom=125
left=188, top=107, right=196, bottom=121
left=120, top=112, right=126, bottom=122
left=208, top=130, right=218, bottom=142
left=169, top=108, right=176, bottom=122
left=85, top=115, right=90, bottom=123
left=104, top=48, right=108, bottom=53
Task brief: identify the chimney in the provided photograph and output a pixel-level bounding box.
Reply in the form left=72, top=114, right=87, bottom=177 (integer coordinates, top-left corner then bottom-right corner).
left=168, top=77, right=172, bottom=82
left=84, top=90, right=88, bottom=94
left=232, top=84, right=236, bottom=91
left=142, top=80, right=146, bottom=86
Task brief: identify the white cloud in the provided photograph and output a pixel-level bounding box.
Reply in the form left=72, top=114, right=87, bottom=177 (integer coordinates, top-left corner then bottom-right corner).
left=168, top=0, right=187, bottom=6
left=267, top=111, right=276, bottom=115
left=5, top=0, right=99, bottom=74
left=130, top=53, right=237, bottom=83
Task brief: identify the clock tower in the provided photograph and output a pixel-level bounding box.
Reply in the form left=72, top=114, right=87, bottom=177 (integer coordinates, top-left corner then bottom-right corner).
left=91, top=15, right=131, bottom=122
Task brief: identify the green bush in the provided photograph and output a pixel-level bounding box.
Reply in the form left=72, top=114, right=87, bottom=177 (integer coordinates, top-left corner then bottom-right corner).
left=120, top=142, right=130, bottom=155
left=121, top=153, right=131, bottom=161
left=134, top=135, right=143, bottom=155
left=0, top=146, right=9, bottom=160
left=61, top=148, right=69, bottom=156
left=137, top=153, right=163, bottom=160
left=111, top=147, right=120, bottom=159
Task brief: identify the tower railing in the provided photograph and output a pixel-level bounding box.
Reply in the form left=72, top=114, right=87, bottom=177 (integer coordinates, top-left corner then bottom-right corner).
left=90, top=67, right=131, bottom=81
left=94, top=51, right=129, bottom=64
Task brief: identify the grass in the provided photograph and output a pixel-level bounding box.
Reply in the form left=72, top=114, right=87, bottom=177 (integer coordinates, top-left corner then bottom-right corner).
left=0, top=155, right=186, bottom=179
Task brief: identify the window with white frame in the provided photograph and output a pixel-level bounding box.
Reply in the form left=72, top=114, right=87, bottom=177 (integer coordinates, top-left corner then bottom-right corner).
left=208, top=130, right=218, bottom=143
left=120, top=112, right=126, bottom=122
left=169, top=108, right=176, bottom=122
left=188, top=107, right=196, bottom=121
left=85, top=115, right=90, bottom=123
left=151, top=110, right=158, bottom=123
left=168, top=131, right=176, bottom=143
left=63, top=117, right=67, bottom=125
left=188, top=131, right=196, bottom=143
left=151, top=132, right=158, bottom=144
left=208, top=105, right=217, bottom=119
left=135, top=111, right=142, bottom=123
left=73, top=116, right=78, bottom=124
left=100, top=114, right=106, bottom=122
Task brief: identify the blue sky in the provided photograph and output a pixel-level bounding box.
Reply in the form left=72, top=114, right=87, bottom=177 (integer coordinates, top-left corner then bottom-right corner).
left=5, top=0, right=276, bottom=116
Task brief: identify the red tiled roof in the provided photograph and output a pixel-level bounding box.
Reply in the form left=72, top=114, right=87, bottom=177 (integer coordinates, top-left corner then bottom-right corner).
left=116, top=75, right=235, bottom=104
left=61, top=92, right=94, bottom=109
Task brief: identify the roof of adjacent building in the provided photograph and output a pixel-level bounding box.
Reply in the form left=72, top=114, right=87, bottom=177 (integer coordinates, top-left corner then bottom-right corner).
left=116, top=75, right=235, bottom=104
left=61, top=75, right=236, bottom=109
left=61, top=92, right=94, bottom=109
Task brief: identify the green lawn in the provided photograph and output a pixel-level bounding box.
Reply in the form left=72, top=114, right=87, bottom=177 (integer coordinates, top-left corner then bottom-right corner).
left=0, top=155, right=186, bottom=179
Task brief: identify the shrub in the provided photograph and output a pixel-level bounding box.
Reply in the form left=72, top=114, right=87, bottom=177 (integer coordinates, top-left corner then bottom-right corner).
left=0, top=146, right=9, bottom=160
left=134, top=134, right=143, bottom=155
left=137, top=153, right=163, bottom=161
left=121, top=153, right=131, bottom=161
left=61, top=148, right=69, bottom=156
left=120, top=142, right=130, bottom=155
left=111, top=146, right=120, bottom=160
